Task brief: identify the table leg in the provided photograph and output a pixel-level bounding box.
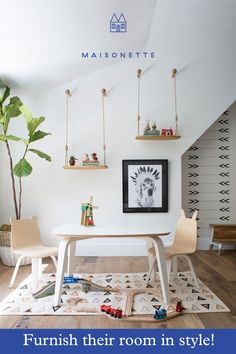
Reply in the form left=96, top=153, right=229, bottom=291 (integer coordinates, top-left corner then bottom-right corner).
left=31, top=258, right=39, bottom=293
left=145, top=238, right=157, bottom=278
left=54, top=239, right=70, bottom=306
left=67, top=240, right=76, bottom=276
left=151, top=237, right=170, bottom=304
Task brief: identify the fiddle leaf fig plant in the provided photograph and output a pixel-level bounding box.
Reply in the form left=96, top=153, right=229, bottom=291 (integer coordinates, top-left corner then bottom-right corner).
left=0, top=80, right=51, bottom=219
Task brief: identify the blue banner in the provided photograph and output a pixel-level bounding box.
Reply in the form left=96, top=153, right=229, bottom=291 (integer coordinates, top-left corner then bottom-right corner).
left=0, top=329, right=235, bottom=354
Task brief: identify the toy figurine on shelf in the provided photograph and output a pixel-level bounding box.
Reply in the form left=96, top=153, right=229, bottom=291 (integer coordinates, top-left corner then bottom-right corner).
left=69, top=156, right=78, bottom=166
left=83, top=153, right=89, bottom=162
left=82, top=152, right=100, bottom=166
left=161, top=128, right=174, bottom=136
left=150, top=121, right=160, bottom=135
left=143, top=120, right=151, bottom=135
left=144, top=120, right=160, bottom=136
left=91, top=152, right=99, bottom=162
left=81, top=196, right=98, bottom=226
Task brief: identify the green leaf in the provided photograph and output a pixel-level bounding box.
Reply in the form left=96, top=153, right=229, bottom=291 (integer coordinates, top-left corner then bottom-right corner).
left=5, top=135, right=22, bottom=141
left=2, top=86, right=10, bottom=103
left=6, top=97, right=22, bottom=117
left=29, top=130, right=51, bottom=143
left=13, top=158, right=32, bottom=177
left=0, top=134, right=7, bottom=141
left=27, top=116, right=45, bottom=135
left=29, top=148, right=51, bottom=161
left=4, top=96, right=22, bottom=132
left=20, top=105, right=32, bottom=123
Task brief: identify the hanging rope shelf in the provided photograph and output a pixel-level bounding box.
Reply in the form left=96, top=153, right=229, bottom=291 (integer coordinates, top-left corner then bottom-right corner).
left=63, top=88, right=108, bottom=170
left=135, top=68, right=181, bottom=140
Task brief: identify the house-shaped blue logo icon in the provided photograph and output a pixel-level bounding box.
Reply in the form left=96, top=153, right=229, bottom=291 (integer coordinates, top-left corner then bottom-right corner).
left=110, top=13, right=127, bottom=32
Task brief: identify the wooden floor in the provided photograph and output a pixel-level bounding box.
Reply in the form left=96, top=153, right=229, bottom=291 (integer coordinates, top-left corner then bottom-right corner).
left=0, top=250, right=235, bottom=328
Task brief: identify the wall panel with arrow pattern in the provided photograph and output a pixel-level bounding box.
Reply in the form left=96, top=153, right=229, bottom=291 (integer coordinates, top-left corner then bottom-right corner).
left=182, top=109, right=233, bottom=249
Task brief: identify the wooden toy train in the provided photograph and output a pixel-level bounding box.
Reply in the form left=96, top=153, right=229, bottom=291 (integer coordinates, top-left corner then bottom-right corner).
left=100, top=301, right=183, bottom=320
left=154, top=301, right=183, bottom=320
left=100, top=304, right=123, bottom=318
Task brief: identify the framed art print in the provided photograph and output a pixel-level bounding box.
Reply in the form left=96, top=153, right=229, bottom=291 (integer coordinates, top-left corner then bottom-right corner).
left=122, top=159, right=168, bottom=213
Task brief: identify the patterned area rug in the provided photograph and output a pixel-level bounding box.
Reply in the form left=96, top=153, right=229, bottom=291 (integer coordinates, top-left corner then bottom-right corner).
left=0, top=272, right=229, bottom=315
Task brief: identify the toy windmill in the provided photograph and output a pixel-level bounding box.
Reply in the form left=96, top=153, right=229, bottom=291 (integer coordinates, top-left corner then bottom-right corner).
left=81, top=196, right=98, bottom=226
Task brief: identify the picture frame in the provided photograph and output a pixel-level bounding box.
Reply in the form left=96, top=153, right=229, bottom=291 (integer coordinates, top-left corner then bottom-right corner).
left=122, top=159, right=168, bottom=213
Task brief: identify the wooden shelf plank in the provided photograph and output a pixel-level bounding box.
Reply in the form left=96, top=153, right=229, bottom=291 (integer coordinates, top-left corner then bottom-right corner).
left=63, top=165, right=108, bottom=170
left=136, top=135, right=181, bottom=140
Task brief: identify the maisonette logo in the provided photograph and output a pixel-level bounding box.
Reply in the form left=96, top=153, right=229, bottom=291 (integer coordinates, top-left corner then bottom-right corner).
left=110, top=13, right=127, bottom=32
left=81, top=12, right=156, bottom=59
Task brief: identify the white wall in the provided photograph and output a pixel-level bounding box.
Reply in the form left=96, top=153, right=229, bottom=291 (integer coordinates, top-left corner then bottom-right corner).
left=0, top=57, right=235, bottom=255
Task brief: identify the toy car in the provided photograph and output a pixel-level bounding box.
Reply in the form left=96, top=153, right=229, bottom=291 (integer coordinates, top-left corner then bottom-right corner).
left=63, top=276, right=79, bottom=284
left=154, top=308, right=167, bottom=320
left=176, top=301, right=183, bottom=312
left=110, top=308, right=123, bottom=318
left=100, top=305, right=123, bottom=318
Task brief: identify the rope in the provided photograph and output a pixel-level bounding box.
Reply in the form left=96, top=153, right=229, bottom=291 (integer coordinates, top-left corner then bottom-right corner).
left=102, top=89, right=106, bottom=166
left=137, top=69, right=142, bottom=136
left=65, top=90, right=70, bottom=166
left=172, top=70, right=179, bottom=136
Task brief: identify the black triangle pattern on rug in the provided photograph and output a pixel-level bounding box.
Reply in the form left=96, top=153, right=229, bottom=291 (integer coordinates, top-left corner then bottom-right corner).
left=0, top=271, right=229, bottom=315
left=201, top=304, right=210, bottom=310
left=52, top=305, right=61, bottom=312
left=197, top=296, right=206, bottom=301
left=20, top=285, right=28, bottom=290
left=103, top=298, right=111, bottom=303
left=152, top=305, right=161, bottom=310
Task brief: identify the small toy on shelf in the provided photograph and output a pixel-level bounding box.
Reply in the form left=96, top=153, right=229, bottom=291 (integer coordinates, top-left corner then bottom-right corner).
left=91, top=152, right=99, bottom=162
left=161, top=128, right=174, bottom=136
left=83, top=153, right=89, bottom=162
left=150, top=121, right=160, bottom=135
left=69, top=156, right=78, bottom=166
left=82, top=152, right=100, bottom=166
left=81, top=196, right=98, bottom=226
left=153, top=308, right=167, bottom=320
left=144, top=121, right=160, bottom=136
left=143, top=120, right=151, bottom=135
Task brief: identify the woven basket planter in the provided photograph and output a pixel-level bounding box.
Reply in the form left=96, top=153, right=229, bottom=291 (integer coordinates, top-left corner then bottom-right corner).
left=0, top=225, right=31, bottom=267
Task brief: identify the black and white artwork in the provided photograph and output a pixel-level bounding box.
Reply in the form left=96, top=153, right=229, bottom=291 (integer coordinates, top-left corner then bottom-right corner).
left=122, top=160, right=168, bottom=213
